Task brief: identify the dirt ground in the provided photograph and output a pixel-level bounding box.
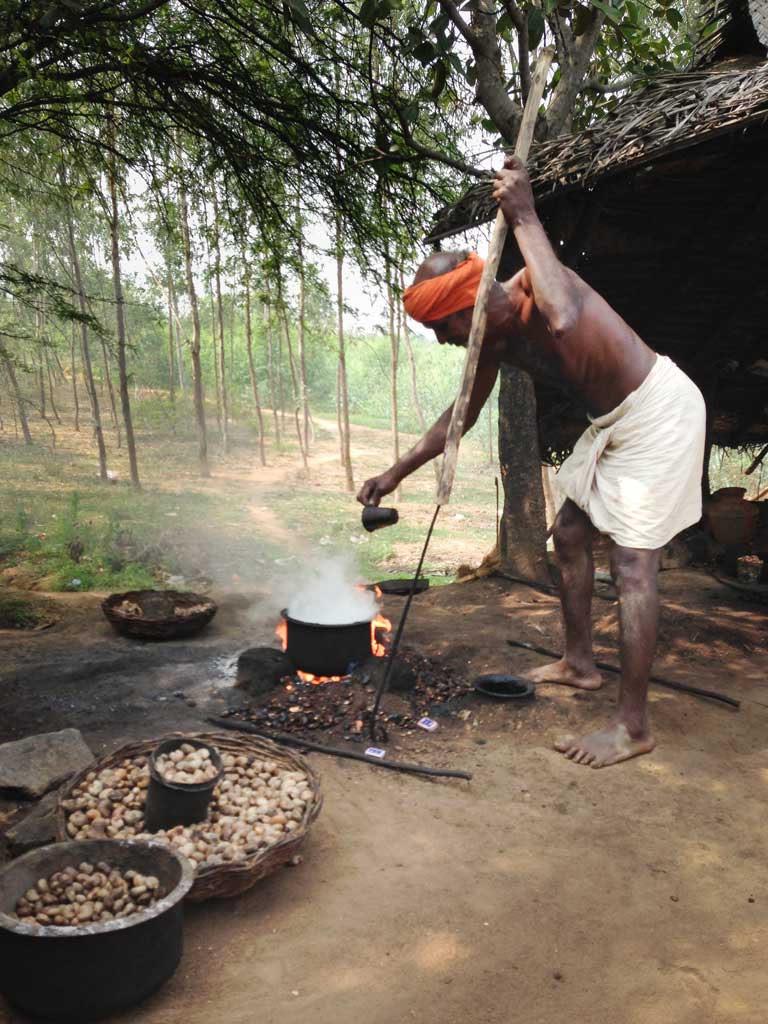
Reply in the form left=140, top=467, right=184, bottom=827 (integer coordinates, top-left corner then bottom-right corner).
left=1, top=567, right=767, bottom=1024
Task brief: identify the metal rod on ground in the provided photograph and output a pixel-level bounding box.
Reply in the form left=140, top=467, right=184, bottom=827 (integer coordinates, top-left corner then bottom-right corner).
left=506, top=638, right=740, bottom=708
left=208, top=718, right=472, bottom=781
left=495, top=569, right=617, bottom=602
left=367, top=49, right=555, bottom=744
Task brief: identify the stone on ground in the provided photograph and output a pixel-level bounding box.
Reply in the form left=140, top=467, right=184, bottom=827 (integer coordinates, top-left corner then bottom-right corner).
left=236, top=647, right=294, bottom=696
left=0, top=728, right=94, bottom=799
left=4, top=790, right=59, bottom=853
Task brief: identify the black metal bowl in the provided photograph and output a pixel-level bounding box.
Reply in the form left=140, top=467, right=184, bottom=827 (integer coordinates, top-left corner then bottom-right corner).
left=0, top=839, right=193, bottom=1021
left=474, top=674, right=536, bottom=701
left=374, top=578, right=430, bottom=596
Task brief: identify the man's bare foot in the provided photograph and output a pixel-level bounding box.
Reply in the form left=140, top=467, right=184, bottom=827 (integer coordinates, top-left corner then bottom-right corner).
left=554, top=722, right=655, bottom=768
left=524, top=658, right=602, bottom=690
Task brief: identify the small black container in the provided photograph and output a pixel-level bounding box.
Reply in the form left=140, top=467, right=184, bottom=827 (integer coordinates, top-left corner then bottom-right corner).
left=0, top=839, right=193, bottom=1021
left=474, top=674, right=536, bottom=701
left=143, top=738, right=223, bottom=833
left=362, top=506, right=399, bottom=532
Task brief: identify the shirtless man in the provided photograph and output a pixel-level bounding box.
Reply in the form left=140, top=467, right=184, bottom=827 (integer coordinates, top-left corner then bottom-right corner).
left=357, top=155, right=705, bottom=768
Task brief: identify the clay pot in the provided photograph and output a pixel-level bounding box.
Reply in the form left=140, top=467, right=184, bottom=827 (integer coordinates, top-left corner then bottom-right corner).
left=705, top=488, right=759, bottom=545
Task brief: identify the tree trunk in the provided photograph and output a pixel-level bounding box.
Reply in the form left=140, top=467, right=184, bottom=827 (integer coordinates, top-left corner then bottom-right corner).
left=45, top=350, right=61, bottom=424
left=100, top=336, right=121, bottom=445
left=295, top=199, right=310, bottom=456
left=336, top=360, right=344, bottom=460
left=178, top=158, right=210, bottom=477
left=263, top=296, right=281, bottom=446
left=38, top=357, right=46, bottom=419
left=212, top=191, right=229, bottom=453
left=208, top=275, right=223, bottom=436
left=64, top=181, right=108, bottom=480
left=277, top=317, right=286, bottom=431
left=468, top=1, right=523, bottom=145
left=166, top=254, right=175, bottom=403
left=243, top=262, right=266, bottom=466
left=34, top=239, right=47, bottom=422
left=401, top=295, right=439, bottom=484
left=169, top=276, right=186, bottom=393
left=335, top=220, right=354, bottom=491
left=497, top=366, right=550, bottom=582
left=52, top=348, right=66, bottom=383
left=108, top=149, right=141, bottom=489
left=386, top=270, right=401, bottom=499
left=277, top=279, right=308, bottom=470
left=70, top=326, right=80, bottom=431
left=0, top=345, right=32, bottom=444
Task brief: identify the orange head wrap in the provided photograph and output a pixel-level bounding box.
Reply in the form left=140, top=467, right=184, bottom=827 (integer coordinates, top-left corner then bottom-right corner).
left=402, top=251, right=484, bottom=324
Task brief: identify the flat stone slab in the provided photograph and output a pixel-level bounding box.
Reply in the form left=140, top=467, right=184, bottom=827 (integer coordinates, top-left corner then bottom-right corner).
left=4, top=790, right=59, bottom=853
left=0, top=728, right=94, bottom=799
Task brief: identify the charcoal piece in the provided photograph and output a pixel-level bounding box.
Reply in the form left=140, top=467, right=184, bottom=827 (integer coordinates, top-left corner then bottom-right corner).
left=236, top=647, right=295, bottom=696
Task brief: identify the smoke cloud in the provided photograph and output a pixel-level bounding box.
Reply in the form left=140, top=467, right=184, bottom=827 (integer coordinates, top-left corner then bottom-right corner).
left=279, top=552, right=378, bottom=625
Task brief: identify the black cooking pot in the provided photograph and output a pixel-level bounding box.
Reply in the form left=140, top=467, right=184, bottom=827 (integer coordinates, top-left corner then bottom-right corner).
left=281, top=609, right=373, bottom=676
left=0, top=839, right=193, bottom=1021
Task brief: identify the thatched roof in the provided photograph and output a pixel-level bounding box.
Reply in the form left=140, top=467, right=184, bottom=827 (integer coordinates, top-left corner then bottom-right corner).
left=426, top=58, right=768, bottom=245
left=425, top=0, right=768, bottom=456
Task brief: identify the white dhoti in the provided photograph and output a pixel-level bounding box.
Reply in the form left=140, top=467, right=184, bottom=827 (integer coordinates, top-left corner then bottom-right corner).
left=556, top=355, right=706, bottom=549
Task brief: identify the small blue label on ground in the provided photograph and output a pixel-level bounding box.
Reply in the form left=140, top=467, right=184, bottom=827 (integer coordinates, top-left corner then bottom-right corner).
left=365, top=746, right=387, bottom=759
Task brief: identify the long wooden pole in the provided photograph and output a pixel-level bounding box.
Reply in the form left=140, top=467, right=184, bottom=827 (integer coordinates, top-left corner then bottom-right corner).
left=436, top=47, right=554, bottom=506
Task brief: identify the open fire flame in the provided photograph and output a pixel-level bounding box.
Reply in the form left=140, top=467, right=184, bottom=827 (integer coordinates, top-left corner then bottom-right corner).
left=276, top=585, right=392, bottom=684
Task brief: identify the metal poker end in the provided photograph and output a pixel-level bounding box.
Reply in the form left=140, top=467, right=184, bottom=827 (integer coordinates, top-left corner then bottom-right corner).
left=362, top=506, right=399, bottom=532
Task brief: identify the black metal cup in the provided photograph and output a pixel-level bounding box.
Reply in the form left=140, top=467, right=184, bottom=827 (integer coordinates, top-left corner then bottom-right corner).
left=362, top=506, right=399, bottom=532
left=143, top=738, right=223, bottom=833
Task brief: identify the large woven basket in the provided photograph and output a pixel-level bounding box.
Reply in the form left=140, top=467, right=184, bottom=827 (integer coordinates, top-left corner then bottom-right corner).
left=56, top=732, right=323, bottom=902
left=101, top=590, right=217, bottom=641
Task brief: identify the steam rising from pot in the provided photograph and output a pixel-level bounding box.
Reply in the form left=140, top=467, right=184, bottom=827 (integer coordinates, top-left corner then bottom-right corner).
left=283, top=554, right=378, bottom=625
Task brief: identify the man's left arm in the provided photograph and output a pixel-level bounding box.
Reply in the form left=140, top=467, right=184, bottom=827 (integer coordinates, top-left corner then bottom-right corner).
left=493, top=156, right=582, bottom=338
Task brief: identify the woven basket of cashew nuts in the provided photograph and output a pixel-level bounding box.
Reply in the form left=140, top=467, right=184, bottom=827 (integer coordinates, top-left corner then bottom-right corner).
left=56, top=731, right=323, bottom=902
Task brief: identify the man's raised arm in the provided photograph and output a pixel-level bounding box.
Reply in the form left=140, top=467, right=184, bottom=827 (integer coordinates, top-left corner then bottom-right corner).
left=493, top=156, right=582, bottom=338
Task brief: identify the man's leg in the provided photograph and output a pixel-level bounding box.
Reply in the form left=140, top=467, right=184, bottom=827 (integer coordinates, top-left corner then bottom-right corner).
left=554, top=545, right=660, bottom=768
left=525, top=498, right=601, bottom=690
